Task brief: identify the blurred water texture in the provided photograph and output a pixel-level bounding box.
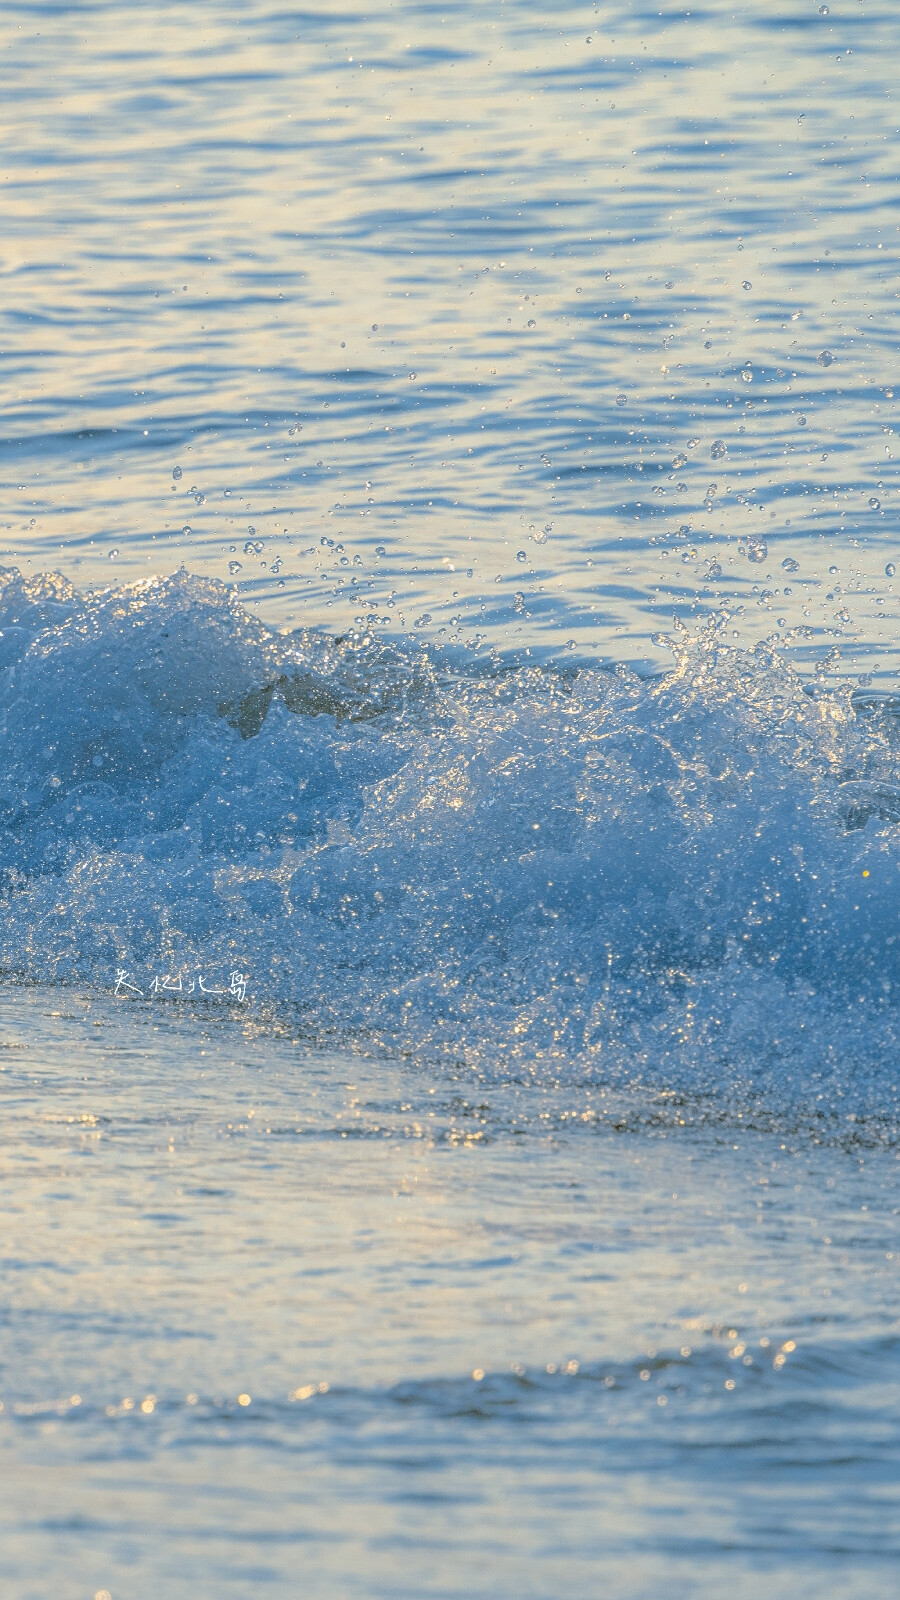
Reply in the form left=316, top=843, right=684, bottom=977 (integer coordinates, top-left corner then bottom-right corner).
left=1, top=0, right=898, bottom=671
left=1, top=993, right=898, bottom=1600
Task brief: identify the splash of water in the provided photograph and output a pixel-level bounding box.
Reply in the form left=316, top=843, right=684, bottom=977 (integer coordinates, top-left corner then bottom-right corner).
left=1, top=566, right=898, bottom=1127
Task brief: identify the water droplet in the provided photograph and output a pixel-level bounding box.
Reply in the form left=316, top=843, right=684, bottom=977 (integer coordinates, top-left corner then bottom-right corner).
left=741, top=280, right=752, bottom=290
left=665, top=281, right=674, bottom=289
left=798, top=415, right=807, bottom=427
left=818, top=350, right=834, bottom=366
left=172, top=466, right=183, bottom=480
left=408, top=372, right=417, bottom=380
left=616, top=394, right=627, bottom=407
left=182, top=525, right=192, bottom=536
left=108, top=548, right=119, bottom=560
left=886, top=562, right=896, bottom=577
left=371, top=323, right=378, bottom=331
left=527, top=319, right=536, bottom=328
left=741, top=369, right=753, bottom=383
left=704, top=339, right=713, bottom=349
left=818, top=4, right=829, bottom=12
left=687, top=438, right=700, bottom=450
left=516, top=550, right=527, bottom=562
left=375, top=545, right=386, bottom=557
left=228, top=560, right=242, bottom=574
left=829, top=565, right=839, bottom=575
left=746, top=537, right=768, bottom=564
left=672, top=454, right=687, bottom=469
left=869, top=497, right=881, bottom=509
left=781, top=556, right=800, bottom=573
left=711, top=440, right=727, bottom=459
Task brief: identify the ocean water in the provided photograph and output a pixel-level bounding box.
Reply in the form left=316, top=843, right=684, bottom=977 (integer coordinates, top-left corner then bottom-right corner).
left=1, top=1, right=899, bottom=1596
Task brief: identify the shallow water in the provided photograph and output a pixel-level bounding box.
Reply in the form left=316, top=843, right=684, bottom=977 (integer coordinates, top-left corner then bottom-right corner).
left=2, top=1, right=900, bottom=1595
left=1, top=991, right=898, bottom=1600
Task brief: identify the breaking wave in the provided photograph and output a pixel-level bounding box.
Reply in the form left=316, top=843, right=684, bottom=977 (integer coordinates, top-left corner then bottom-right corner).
left=1, top=565, right=899, bottom=1127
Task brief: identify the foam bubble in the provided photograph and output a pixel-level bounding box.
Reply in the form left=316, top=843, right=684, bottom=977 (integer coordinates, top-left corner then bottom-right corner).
left=1, top=567, right=899, bottom=1128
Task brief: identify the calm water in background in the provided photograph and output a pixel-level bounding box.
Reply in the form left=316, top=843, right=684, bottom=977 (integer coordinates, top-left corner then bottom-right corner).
left=1, top=2, right=900, bottom=1597
left=2, top=0, right=900, bottom=670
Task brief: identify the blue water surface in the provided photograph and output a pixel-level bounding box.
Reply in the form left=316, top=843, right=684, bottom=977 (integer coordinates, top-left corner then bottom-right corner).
left=1, top=0, right=899, bottom=670
left=1, top=2, right=899, bottom=1597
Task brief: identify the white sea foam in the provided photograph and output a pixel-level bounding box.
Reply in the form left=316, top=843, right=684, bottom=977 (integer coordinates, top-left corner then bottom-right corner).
left=1, top=566, right=898, bottom=1125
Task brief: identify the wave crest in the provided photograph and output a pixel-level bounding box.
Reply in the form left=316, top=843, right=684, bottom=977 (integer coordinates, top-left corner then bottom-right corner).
left=1, top=568, right=898, bottom=1122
